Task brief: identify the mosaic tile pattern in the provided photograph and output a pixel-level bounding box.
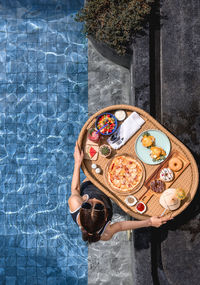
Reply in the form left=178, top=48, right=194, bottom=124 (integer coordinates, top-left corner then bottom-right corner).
left=0, top=0, right=88, bottom=284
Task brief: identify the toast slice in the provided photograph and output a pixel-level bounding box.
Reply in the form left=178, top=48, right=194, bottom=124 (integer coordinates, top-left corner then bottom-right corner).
left=84, top=145, right=99, bottom=160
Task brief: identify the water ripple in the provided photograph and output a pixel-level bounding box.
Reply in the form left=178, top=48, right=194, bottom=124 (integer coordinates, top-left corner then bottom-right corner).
left=0, top=0, right=88, bottom=282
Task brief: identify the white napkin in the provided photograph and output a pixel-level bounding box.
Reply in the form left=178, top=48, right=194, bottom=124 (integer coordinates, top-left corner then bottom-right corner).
left=107, top=112, right=145, bottom=149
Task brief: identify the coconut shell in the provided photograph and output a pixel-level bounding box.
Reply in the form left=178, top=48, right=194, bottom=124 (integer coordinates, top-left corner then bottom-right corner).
left=159, top=188, right=181, bottom=211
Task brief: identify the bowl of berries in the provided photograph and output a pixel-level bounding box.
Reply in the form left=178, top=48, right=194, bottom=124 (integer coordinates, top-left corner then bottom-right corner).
left=95, top=113, right=117, bottom=135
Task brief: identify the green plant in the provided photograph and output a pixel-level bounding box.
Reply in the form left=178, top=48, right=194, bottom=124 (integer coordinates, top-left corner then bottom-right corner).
left=75, top=0, right=154, bottom=55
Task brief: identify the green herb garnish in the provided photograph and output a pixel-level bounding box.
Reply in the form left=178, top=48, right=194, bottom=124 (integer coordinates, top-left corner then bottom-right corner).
left=152, top=155, right=166, bottom=162
left=142, top=132, right=150, bottom=137
left=100, top=146, right=110, bottom=156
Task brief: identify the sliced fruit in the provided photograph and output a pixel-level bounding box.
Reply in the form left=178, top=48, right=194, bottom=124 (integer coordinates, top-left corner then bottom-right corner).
left=89, top=147, right=97, bottom=158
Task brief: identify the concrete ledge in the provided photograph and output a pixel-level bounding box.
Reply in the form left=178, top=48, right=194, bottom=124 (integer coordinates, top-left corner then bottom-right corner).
left=87, top=38, right=134, bottom=285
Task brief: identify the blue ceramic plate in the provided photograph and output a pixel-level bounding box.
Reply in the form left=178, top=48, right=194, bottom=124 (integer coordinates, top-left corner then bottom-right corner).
left=135, top=129, right=171, bottom=165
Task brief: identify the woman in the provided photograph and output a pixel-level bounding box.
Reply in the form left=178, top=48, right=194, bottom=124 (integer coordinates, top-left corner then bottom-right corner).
left=68, top=142, right=172, bottom=243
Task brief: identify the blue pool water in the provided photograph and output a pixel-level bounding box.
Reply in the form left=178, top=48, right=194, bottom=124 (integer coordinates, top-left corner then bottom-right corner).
left=0, top=0, right=88, bottom=284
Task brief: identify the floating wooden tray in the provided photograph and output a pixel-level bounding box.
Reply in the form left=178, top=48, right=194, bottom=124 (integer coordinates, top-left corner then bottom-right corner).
left=78, top=105, right=199, bottom=220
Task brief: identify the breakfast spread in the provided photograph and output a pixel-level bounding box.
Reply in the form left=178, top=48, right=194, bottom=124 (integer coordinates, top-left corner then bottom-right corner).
left=160, top=168, right=174, bottom=182
left=107, top=155, right=144, bottom=192
left=82, top=108, right=193, bottom=217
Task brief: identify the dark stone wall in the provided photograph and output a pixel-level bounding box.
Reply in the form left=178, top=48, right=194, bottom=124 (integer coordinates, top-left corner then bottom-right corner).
left=132, top=33, right=150, bottom=113
left=160, top=1, right=200, bottom=284
left=160, top=0, right=200, bottom=157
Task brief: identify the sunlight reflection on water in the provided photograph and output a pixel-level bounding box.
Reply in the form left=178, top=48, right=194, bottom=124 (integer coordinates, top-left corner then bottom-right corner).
left=0, top=0, right=88, bottom=283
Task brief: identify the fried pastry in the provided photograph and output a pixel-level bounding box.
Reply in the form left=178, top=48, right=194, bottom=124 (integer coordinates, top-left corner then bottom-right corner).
left=141, top=133, right=155, bottom=147
left=150, top=146, right=166, bottom=161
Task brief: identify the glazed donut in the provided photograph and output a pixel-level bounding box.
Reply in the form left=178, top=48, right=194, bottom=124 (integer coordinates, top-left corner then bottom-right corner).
left=160, top=168, right=174, bottom=182
left=150, top=179, right=165, bottom=193
left=168, top=157, right=183, bottom=172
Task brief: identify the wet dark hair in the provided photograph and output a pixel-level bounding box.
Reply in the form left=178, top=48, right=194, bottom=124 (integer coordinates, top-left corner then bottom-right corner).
left=80, top=207, right=106, bottom=243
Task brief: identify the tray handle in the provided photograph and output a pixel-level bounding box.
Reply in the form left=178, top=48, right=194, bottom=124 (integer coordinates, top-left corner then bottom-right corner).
left=140, top=190, right=154, bottom=204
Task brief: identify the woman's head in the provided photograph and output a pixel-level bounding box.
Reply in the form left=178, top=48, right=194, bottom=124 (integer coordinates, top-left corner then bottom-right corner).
left=80, top=199, right=107, bottom=243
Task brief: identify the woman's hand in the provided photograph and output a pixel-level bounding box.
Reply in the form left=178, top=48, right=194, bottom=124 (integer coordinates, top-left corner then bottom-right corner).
left=74, top=141, right=84, bottom=167
left=149, top=216, right=173, bottom=228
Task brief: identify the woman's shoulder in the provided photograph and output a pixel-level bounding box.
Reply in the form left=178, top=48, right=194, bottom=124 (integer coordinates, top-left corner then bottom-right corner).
left=100, top=221, right=122, bottom=241
left=100, top=223, right=113, bottom=241
left=68, top=194, right=88, bottom=213
left=68, top=194, right=81, bottom=212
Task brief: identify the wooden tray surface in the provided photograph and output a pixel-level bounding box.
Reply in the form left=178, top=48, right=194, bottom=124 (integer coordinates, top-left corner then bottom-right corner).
left=78, top=105, right=199, bottom=220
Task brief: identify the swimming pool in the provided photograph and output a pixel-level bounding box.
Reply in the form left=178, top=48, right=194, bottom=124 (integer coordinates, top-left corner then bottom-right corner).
left=0, top=0, right=88, bottom=284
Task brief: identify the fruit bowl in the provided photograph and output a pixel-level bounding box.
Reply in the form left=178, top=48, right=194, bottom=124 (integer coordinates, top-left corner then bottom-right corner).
left=95, top=113, right=117, bottom=135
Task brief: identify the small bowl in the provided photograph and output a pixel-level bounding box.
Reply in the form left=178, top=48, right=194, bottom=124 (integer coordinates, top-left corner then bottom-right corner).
left=125, top=195, right=137, bottom=206
left=95, top=112, right=118, bottom=135
left=99, top=144, right=112, bottom=158
left=114, top=110, right=126, bottom=121
left=135, top=201, right=147, bottom=214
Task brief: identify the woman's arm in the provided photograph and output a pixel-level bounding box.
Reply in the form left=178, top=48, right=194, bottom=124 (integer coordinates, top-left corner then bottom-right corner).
left=101, top=216, right=172, bottom=241
left=68, top=141, right=84, bottom=211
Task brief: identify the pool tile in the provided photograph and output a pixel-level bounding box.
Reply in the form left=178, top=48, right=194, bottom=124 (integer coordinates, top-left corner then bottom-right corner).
left=6, top=276, right=17, bottom=285
left=16, top=277, right=27, bottom=285
left=0, top=0, right=88, bottom=283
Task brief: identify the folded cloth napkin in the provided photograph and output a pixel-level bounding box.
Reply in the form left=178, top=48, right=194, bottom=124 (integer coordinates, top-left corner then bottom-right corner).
left=107, top=112, right=145, bottom=149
